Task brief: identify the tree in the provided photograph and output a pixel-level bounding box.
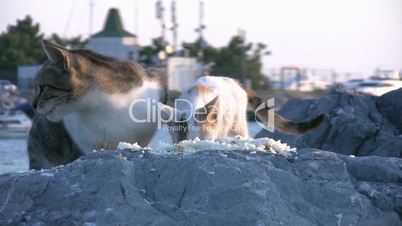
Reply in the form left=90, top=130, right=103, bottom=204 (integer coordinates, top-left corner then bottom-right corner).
left=0, top=16, right=45, bottom=82
left=139, top=37, right=173, bottom=66
left=182, top=38, right=218, bottom=63
left=246, top=42, right=271, bottom=88
left=183, top=36, right=271, bottom=89
left=212, top=36, right=250, bottom=80
left=212, top=36, right=271, bottom=88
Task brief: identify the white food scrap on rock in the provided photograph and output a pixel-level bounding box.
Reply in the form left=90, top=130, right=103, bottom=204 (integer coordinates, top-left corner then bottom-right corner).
left=116, top=142, right=142, bottom=151
left=116, top=137, right=296, bottom=156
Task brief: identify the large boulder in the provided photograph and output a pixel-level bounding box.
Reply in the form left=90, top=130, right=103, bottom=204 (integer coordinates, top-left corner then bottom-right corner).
left=255, top=87, right=402, bottom=157
left=0, top=149, right=401, bottom=225
left=377, top=88, right=402, bottom=133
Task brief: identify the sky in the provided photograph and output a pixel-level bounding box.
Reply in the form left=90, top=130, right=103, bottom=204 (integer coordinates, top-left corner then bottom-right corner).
left=1, top=0, right=401, bottom=76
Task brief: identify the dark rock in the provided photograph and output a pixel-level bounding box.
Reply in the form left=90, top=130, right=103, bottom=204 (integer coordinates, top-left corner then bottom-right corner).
left=255, top=87, right=402, bottom=157
left=377, top=88, right=402, bottom=134
left=0, top=149, right=401, bottom=225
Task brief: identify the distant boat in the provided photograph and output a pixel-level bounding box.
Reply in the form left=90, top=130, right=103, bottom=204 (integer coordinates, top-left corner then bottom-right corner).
left=0, top=110, right=32, bottom=138
left=354, top=79, right=402, bottom=96
left=343, top=73, right=402, bottom=96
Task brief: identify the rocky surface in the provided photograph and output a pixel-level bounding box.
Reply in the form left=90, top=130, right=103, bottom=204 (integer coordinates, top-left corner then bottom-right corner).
left=0, top=149, right=401, bottom=225
left=377, top=88, right=402, bottom=134
left=256, top=87, right=402, bottom=157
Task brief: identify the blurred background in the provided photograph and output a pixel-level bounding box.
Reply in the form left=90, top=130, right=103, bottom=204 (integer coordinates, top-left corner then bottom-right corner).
left=0, top=0, right=401, bottom=173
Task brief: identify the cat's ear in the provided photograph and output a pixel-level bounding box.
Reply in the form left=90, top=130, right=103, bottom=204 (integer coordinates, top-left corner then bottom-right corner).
left=195, top=96, right=219, bottom=123
left=42, top=40, right=72, bottom=70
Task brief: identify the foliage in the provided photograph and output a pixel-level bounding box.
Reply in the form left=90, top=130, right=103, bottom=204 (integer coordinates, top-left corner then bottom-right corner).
left=0, top=16, right=88, bottom=82
left=183, top=36, right=271, bottom=89
left=0, top=16, right=45, bottom=81
left=182, top=38, right=218, bottom=63
left=139, top=37, right=174, bottom=66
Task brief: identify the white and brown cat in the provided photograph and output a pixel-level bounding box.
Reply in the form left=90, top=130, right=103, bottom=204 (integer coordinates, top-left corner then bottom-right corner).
left=28, top=40, right=167, bottom=169
left=159, top=76, right=325, bottom=143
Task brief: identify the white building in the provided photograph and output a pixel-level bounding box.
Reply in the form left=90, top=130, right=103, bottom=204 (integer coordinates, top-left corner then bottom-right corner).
left=167, top=57, right=201, bottom=92
left=85, top=8, right=139, bottom=61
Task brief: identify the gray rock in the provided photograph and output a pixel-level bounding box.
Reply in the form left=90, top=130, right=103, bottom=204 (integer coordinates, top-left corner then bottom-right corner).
left=0, top=149, right=400, bottom=225
left=377, top=88, right=402, bottom=133
left=256, top=87, right=402, bottom=157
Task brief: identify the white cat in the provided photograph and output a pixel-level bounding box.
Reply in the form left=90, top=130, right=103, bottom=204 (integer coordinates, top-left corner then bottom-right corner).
left=159, top=76, right=325, bottom=143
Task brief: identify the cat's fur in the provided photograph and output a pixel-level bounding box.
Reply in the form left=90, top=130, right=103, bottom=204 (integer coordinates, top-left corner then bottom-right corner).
left=159, top=76, right=325, bottom=142
left=28, top=40, right=167, bottom=169
left=160, top=76, right=249, bottom=143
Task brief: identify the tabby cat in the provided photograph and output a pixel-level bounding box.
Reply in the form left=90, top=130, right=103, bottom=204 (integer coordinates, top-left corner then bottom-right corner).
left=28, top=40, right=167, bottom=169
